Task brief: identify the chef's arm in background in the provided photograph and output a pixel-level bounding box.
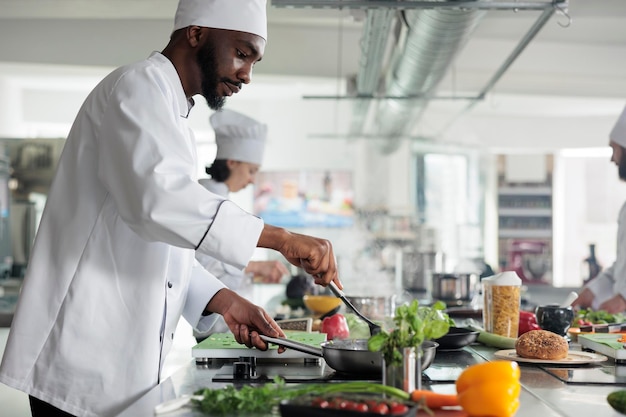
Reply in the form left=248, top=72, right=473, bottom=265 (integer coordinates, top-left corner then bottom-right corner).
left=573, top=264, right=626, bottom=313
left=256, top=224, right=342, bottom=289
left=245, top=260, right=289, bottom=283
left=183, top=261, right=285, bottom=351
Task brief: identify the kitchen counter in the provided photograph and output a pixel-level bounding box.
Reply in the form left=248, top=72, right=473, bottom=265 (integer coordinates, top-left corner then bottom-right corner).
left=115, top=341, right=626, bottom=417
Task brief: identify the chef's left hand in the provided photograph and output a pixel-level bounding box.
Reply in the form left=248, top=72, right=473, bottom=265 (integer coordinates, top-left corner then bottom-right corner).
left=245, top=260, right=289, bottom=283
left=599, top=294, right=626, bottom=314
left=205, top=288, right=286, bottom=351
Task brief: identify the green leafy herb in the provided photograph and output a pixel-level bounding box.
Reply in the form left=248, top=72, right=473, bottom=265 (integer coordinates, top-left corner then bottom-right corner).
left=192, top=377, right=411, bottom=415
left=573, top=308, right=626, bottom=326
left=367, top=300, right=453, bottom=366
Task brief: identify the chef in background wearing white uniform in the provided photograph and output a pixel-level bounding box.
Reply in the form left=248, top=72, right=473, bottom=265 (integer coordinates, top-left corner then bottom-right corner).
left=195, top=109, right=289, bottom=339
left=0, top=1, right=340, bottom=416
left=574, top=104, right=626, bottom=313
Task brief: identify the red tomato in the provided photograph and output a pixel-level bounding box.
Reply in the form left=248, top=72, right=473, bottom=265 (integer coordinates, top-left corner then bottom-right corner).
left=311, top=397, right=329, bottom=408
left=353, top=403, right=369, bottom=412
left=371, top=402, right=390, bottom=414
left=389, top=403, right=409, bottom=414
left=321, top=314, right=350, bottom=340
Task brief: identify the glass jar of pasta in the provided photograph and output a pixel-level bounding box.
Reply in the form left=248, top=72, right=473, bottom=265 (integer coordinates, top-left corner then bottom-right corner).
left=482, top=271, right=522, bottom=338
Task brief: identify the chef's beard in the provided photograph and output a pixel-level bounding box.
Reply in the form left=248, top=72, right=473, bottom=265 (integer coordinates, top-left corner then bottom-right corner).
left=196, top=40, right=228, bottom=110
left=619, top=153, right=626, bottom=181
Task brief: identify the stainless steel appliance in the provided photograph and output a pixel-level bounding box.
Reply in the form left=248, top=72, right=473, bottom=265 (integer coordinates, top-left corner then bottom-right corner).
left=0, top=138, right=65, bottom=277
left=431, top=272, right=479, bottom=303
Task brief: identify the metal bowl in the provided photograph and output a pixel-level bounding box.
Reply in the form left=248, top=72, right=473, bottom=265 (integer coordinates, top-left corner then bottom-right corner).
left=302, top=295, right=342, bottom=315
left=420, top=340, right=439, bottom=370
left=433, top=327, right=479, bottom=350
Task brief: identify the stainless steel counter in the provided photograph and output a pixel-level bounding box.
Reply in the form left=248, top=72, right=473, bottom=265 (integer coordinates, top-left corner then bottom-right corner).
left=116, top=344, right=626, bottom=417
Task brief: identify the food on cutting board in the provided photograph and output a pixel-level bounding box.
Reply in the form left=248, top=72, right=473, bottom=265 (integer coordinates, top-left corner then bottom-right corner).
left=608, top=390, right=626, bottom=414
left=515, top=329, right=568, bottom=360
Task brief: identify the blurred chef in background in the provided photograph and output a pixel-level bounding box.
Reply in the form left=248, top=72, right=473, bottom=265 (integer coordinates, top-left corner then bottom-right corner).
left=195, top=109, right=289, bottom=340
left=574, top=104, right=626, bottom=313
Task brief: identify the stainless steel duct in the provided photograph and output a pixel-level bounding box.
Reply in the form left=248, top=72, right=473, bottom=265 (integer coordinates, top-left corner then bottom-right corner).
left=348, top=8, right=396, bottom=135
left=354, top=2, right=487, bottom=153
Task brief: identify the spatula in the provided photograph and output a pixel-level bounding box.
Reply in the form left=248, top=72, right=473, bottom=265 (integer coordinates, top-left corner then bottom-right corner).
left=328, top=281, right=382, bottom=336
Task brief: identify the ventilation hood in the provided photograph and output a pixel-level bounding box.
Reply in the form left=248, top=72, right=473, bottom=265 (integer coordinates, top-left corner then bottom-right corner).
left=273, top=0, right=569, bottom=153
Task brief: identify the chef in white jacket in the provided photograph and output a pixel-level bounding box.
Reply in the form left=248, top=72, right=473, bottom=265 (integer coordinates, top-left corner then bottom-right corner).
left=0, top=1, right=339, bottom=416
left=195, top=109, right=289, bottom=338
left=574, top=104, right=626, bottom=313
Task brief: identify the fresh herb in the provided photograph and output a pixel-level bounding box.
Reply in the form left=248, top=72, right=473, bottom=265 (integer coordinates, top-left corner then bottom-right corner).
left=367, top=300, right=453, bottom=366
left=192, top=377, right=411, bottom=415
left=573, top=308, right=626, bottom=326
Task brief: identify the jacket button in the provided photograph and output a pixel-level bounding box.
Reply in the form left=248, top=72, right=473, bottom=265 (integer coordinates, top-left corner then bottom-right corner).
left=167, top=281, right=173, bottom=288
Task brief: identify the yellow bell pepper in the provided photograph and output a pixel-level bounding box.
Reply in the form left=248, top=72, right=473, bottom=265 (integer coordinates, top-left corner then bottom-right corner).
left=455, top=361, right=521, bottom=417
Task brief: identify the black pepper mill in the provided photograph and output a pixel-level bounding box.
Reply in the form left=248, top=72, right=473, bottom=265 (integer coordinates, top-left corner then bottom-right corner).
left=583, top=243, right=602, bottom=284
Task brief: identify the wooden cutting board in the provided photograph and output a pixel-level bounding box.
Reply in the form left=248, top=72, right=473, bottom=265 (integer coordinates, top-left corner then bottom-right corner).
left=192, top=331, right=327, bottom=360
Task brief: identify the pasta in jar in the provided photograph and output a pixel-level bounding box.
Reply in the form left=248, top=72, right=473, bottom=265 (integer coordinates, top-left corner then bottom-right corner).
left=483, top=285, right=520, bottom=338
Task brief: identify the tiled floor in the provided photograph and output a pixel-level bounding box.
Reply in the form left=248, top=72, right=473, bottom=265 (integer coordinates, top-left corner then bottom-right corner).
left=0, top=321, right=198, bottom=417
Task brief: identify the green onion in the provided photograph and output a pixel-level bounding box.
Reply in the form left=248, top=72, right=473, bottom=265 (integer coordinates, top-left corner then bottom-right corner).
left=193, top=378, right=410, bottom=415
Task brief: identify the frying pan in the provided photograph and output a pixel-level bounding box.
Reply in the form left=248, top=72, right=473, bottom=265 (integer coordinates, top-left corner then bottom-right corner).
left=260, top=335, right=382, bottom=374
left=260, top=336, right=439, bottom=375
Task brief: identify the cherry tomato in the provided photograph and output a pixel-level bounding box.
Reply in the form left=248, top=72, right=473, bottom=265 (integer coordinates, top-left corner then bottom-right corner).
left=311, top=397, right=329, bottom=408
left=371, top=402, right=390, bottom=414
left=353, top=403, right=369, bottom=412
left=390, top=403, right=409, bottom=415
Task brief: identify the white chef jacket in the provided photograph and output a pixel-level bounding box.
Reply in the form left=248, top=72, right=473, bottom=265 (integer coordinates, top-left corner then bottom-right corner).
left=586, top=201, right=626, bottom=309
left=0, top=52, right=264, bottom=417
left=195, top=179, right=254, bottom=335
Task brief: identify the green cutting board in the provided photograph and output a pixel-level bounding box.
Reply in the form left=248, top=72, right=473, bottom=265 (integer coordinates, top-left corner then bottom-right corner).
left=192, top=332, right=327, bottom=360
left=578, top=333, right=626, bottom=360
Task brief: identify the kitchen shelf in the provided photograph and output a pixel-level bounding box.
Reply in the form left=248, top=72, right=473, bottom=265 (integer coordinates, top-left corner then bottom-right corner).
left=498, top=208, right=552, bottom=217
left=499, top=229, right=553, bottom=239
left=498, top=186, right=552, bottom=196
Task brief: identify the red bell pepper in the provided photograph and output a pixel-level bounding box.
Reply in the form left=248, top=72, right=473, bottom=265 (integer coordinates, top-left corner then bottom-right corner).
left=321, top=313, right=350, bottom=340
left=518, top=310, right=541, bottom=336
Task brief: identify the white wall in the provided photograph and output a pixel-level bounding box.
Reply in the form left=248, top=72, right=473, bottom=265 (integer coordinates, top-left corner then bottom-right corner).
left=554, top=148, right=626, bottom=287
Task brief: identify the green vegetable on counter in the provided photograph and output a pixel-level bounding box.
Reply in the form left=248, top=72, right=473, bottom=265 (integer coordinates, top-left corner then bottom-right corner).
left=608, top=390, right=626, bottom=414
left=192, top=377, right=411, bottom=415
left=465, top=322, right=517, bottom=349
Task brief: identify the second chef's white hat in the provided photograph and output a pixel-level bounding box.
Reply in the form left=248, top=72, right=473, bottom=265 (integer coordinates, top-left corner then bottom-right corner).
left=173, top=0, right=268, bottom=40
left=610, top=104, right=626, bottom=148
left=210, top=109, right=267, bottom=165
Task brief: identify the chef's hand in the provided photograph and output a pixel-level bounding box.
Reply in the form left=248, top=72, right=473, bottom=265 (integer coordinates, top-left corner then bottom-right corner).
left=572, top=287, right=595, bottom=309
left=245, top=260, right=289, bottom=283
left=258, top=225, right=342, bottom=289
left=599, top=294, right=626, bottom=314
left=205, top=288, right=286, bottom=352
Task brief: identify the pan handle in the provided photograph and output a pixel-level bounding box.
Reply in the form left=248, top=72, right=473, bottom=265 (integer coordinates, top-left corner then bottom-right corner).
left=259, top=335, right=323, bottom=357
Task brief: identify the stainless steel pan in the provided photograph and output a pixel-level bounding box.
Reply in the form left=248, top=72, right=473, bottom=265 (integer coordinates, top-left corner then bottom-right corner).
left=260, top=335, right=382, bottom=374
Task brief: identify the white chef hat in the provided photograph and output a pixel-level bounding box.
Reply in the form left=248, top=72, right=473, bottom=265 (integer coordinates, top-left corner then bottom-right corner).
left=610, top=104, right=626, bottom=148
left=173, top=0, right=268, bottom=40
left=210, top=109, right=267, bottom=165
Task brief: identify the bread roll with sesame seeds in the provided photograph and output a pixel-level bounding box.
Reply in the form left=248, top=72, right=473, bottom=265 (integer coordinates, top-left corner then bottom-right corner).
left=515, top=329, right=569, bottom=360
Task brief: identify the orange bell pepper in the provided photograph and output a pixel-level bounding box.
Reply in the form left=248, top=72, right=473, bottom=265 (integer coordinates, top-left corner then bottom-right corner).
left=455, top=361, right=521, bottom=417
